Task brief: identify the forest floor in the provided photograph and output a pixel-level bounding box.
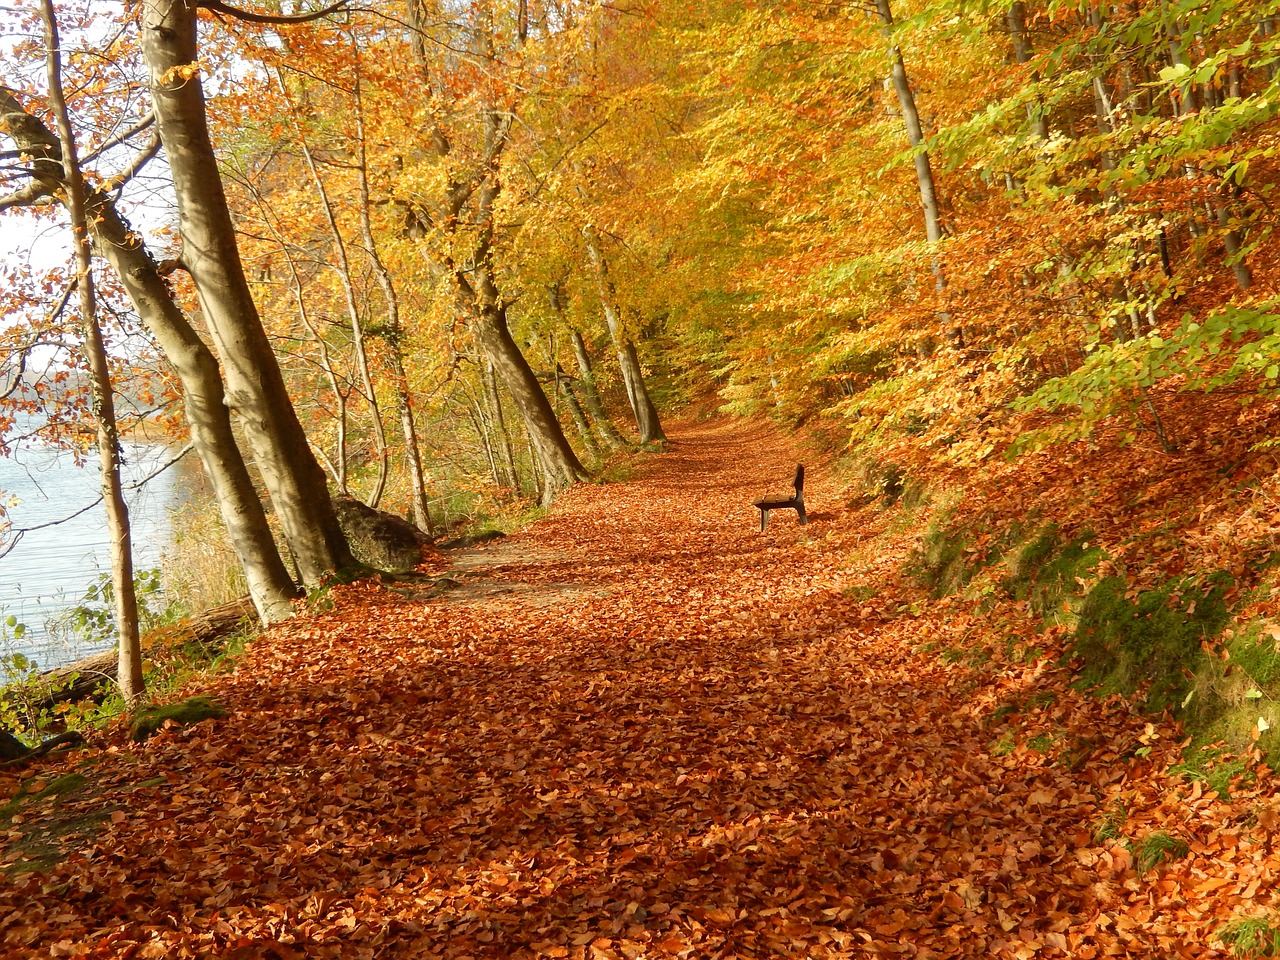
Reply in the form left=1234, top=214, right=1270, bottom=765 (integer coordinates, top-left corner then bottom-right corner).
left=0, top=417, right=1276, bottom=959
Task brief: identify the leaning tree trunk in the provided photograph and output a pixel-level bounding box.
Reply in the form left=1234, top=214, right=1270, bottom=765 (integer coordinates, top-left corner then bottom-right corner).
left=874, top=0, right=953, bottom=336
left=580, top=229, right=665, bottom=443
left=474, top=303, right=586, bottom=503
left=570, top=329, right=625, bottom=449
left=41, top=0, right=143, bottom=700
left=558, top=365, right=601, bottom=462
left=140, top=0, right=353, bottom=582
left=0, top=88, right=298, bottom=624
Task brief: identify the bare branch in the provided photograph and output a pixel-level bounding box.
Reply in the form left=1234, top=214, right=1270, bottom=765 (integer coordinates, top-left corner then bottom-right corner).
left=81, top=111, right=156, bottom=166
left=198, top=0, right=350, bottom=25
left=0, top=179, right=54, bottom=212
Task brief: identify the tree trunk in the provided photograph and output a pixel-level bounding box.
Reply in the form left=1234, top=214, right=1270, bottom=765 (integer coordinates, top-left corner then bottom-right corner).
left=581, top=229, right=666, bottom=442
left=558, top=365, right=601, bottom=461
left=875, top=0, right=943, bottom=246
left=283, top=72, right=390, bottom=509
left=873, top=0, right=953, bottom=336
left=1007, top=1, right=1050, bottom=139
left=348, top=51, right=433, bottom=532
left=475, top=306, right=585, bottom=502
left=467, top=395, right=504, bottom=493
left=41, top=0, right=143, bottom=701
left=570, top=329, right=625, bottom=449
left=1166, top=13, right=1252, bottom=290
left=140, top=0, right=353, bottom=582
left=0, top=89, right=298, bottom=625
left=484, top=360, right=519, bottom=493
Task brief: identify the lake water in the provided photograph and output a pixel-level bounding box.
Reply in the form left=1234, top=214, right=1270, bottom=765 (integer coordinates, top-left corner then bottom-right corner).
left=0, top=441, right=181, bottom=671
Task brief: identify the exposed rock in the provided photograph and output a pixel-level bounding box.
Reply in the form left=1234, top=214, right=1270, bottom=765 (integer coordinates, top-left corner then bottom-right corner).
left=332, top=495, right=432, bottom=573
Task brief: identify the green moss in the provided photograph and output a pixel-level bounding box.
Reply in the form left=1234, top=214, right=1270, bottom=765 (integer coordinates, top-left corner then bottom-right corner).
left=1004, top=525, right=1060, bottom=597
left=907, top=518, right=973, bottom=598
left=1026, top=533, right=1106, bottom=621
left=1172, top=747, right=1253, bottom=800
left=131, top=695, right=227, bottom=742
left=1071, top=572, right=1232, bottom=712
left=0, top=768, right=105, bottom=877
left=1172, top=618, right=1280, bottom=774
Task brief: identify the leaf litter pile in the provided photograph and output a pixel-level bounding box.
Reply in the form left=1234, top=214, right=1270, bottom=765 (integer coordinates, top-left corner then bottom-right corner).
left=2, top=419, right=1278, bottom=959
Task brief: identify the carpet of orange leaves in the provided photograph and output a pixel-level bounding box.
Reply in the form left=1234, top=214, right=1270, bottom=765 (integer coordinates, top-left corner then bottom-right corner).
left=1, top=417, right=1276, bottom=958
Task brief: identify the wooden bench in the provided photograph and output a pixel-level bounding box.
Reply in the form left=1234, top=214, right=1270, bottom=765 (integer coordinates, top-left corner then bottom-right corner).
left=754, top=464, right=807, bottom=531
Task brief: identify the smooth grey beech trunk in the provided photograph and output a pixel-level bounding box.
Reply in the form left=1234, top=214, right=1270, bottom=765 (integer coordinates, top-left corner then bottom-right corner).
left=0, top=86, right=298, bottom=624
left=581, top=229, right=666, bottom=443
left=874, top=0, right=953, bottom=338
left=570, top=330, right=626, bottom=449
left=140, top=0, right=353, bottom=581
left=474, top=302, right=587, bottom=503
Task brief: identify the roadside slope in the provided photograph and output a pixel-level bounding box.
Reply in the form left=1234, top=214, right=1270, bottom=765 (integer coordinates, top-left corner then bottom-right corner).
left=0, top=418, right=1268, bottom=959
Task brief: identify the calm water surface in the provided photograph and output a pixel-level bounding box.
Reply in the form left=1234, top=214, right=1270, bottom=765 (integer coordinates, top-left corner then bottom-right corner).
left=0, top=441, right=181, bottom=670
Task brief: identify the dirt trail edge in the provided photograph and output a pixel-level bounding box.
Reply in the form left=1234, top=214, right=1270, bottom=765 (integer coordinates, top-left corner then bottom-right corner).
left=0, top=419, right=1258, bottom=958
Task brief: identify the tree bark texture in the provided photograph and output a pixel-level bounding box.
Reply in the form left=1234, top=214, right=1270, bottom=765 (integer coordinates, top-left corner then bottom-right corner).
left=41, top=0, right=144, bottom=701
left=475, top=306, right=586, bottom=502
left=0, top=86, right=298, bottom=624
left=570, top=330, right=625, bottom=449
left=874, top=0, right=953, bottom=334
left=140, top=0, right=353, bottom=582
left=581, top=229, right=666, bottom=443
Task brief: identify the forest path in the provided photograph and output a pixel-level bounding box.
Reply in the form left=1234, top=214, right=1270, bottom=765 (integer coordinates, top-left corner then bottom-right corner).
left=0, top=419, right=1237, bottom=958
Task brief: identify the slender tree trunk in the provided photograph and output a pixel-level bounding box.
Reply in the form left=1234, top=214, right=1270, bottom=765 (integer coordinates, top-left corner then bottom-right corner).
left=1007, top=1, right=1050, bottom=139
left=1166, top=12, right=1252, bottom=290
left=347, top=45, right=432, bottom=532
left=41, top=0, right=143, bottom=701
left=282, top=72, right=390, bottom=508
left=275, top=232, right=352, bottom=493
left=873, top=0, right=953, bottom=335
left=0, top=88, right=298, bottom=624
left=581, top=229, right=666, bottom=442
left=484, top=360, right=518, bottom=493
left=570, top=329, right=625, bottom=448
left=140, top=0, right=352, bottom=582
left=467, top=395, right=504, bottom=493
left=558, top=365, right=601, bottom=461
left=236, top=173, right=354, bottom=492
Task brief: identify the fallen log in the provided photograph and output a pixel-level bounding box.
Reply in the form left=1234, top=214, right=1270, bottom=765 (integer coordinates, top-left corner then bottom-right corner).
left=31, top=595, right=258, bottom=707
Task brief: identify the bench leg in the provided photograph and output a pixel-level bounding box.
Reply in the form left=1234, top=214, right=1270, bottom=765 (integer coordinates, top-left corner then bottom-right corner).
left=759, top=508, right=770, bottom=532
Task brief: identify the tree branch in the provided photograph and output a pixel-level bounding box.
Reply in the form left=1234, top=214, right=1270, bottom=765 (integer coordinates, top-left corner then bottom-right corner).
left=198, top=0, right=350, bottom=25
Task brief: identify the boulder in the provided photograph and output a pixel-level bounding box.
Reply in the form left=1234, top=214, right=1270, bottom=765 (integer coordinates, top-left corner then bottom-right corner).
left=332, top=496, right=431, bottom=573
